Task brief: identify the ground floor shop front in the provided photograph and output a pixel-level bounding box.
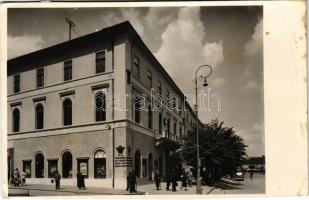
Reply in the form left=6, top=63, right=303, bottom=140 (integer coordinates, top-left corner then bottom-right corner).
left=7, top=124, right=181, bottom=189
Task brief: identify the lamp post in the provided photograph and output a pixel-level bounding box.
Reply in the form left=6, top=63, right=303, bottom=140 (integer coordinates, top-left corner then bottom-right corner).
left=194, top=65, right=212, bottom=194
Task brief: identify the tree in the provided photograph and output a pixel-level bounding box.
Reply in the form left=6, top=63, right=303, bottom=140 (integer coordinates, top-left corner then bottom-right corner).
left=181, top=119, right=247, bottom=183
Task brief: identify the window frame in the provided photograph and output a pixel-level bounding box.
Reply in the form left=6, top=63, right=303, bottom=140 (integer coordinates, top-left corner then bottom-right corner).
left=36, top=68, right=44, bottom=88
left=63, top=98, right=72, bottom=126
left=14, top=75, right=20, bottom=93
left=12, top=108, right=20, bottom=132
left=96, top=51, right=106, bottom=74
left=48, top=159, right=58, bottom=178
left=95, top=92, right=106, bottom=122
left=35, top=103, right=44, bottom=130
left=158, top=82, right=162, bottom=95
left=147, top=71, right=152, bottom=88
left=133, top=56, right=140, bottom=78
left=148, top=105, right=152, bottom=129
left=64, top=60, right=73, bottom=81
left=22, top=160, right=32, bottom=178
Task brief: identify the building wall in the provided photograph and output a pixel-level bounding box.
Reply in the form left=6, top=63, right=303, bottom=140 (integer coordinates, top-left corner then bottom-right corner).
left=7, top=30, right=198, bottom=188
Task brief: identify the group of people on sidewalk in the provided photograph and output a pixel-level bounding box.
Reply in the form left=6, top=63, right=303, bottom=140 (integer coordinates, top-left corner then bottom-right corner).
left=9, top=168, right=27, bottom=187
left=127, top=168, right=194, bottom=193
left=157, top=169, right=194, bottom=192
left=52, top=170, right=86, bottom=191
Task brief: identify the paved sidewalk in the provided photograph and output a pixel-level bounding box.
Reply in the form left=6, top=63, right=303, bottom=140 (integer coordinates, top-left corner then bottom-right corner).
left=9, top=182, right=216, bottom=196
left=138, top=181, right=215, bottom=195
left=9, top=184, right=145, bottom=196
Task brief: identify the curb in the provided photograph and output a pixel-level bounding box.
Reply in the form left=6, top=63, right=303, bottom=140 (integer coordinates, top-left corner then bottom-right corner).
left=9, top=187, right=145, bottom=195
left=206, top=185, right=217, bottom=195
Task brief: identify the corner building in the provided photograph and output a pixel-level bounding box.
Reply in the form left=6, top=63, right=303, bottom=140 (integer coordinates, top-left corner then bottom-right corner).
left=7, top=21, right=198, bottom=188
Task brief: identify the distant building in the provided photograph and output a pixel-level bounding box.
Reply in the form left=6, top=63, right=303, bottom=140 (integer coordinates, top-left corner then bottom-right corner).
left=242, top=156, right=265, bottom=173
left=7, top=21, right=198, bottom=188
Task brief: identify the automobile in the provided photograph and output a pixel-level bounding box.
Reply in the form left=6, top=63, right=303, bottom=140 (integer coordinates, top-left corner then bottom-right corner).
left=234, top=171, right=244, bottom=181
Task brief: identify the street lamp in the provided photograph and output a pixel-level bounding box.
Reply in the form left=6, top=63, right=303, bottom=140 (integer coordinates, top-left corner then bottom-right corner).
left=194, top=65, right=212, bottom=194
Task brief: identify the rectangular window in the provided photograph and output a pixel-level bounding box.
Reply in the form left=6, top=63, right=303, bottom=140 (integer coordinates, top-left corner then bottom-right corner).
left=158, top=82, right=161, bottom=95
left=159, top=113, right=162, bottom=133
left=64, top=60, right=72, bottom=81
left=134, top=97, right=141, bottom=124
left=174, top=122, right=177, bottom=134
left=179, top=125, right=182, bottom=137
left=22, top=161, right=31, bottom=178
left=36, top=68, right=44, bottom=88
left=133, top=57, right=140, bottom=78
left=77, top=159, right=89, bottom=178
left=148, top=108, right=152, bottom=129
left=48, top=160, right=58, bottom=178
left=147, top=71, right=152, bottom=88
left=96, top=52, right=105, bottom=73
left=14, top=75, right=20, bottom=93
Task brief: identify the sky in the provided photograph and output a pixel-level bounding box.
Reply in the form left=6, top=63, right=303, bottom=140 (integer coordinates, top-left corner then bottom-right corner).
left=7, top=6, right=264, bottom=157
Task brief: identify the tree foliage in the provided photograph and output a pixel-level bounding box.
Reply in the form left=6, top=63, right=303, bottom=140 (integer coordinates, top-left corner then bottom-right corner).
left=181, top=119, right=247, bottom=181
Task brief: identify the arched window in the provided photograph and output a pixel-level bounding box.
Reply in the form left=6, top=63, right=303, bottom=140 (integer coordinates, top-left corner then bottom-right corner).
left=62, top=151, right=72, bottom=178
left=12, top=108, right=20, bottom=132
left=35, top=153, right=44, bottom=178
left=94, top=150, right=106, bottom=178
left=134, top=150, right=141, bottom=177
left=35, top=104, right=44, bottom=129
left=148, top=105, right=152, bottom=129
left=63, top=99, right=72, bottom=126
left=95, top=92, right=106, bottom=122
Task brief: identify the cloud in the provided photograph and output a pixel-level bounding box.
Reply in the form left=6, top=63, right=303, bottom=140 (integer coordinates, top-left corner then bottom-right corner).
left=121, top=9, right=145, bottom=36
left=213, top=77, right=226, bottom=87
left=203, top=40, right=224, bottom=67
left=8, top=34, right=45, bottom=59
left=145, top=8, right=175, bottom=30
left=245, top=80, right=259, bottom=90
left=236, top=122, right=264, bottom=157
left=100, top=9, right=145, bottom=36
left=244, top=18, right=263, bottom=57
left=155, top=7, right=224, bottom=94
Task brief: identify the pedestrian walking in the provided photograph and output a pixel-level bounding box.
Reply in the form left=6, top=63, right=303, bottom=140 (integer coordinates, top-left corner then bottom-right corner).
left=80, top=173, right=85, bottom=189
left=250, top=170, right=254, bottom=181
left=180, top=169, right=188, bottom=190
left=76, top=172, right=82, bottom=189
left=187, top=171, right=193, bottom=187
left=171, top=169, right=177, bottom=192
left=9, top=172, right=14, bottom=186
left=166, top=170, right=171, bottom=191
left=132, top=170, right=137, bottom=192
left=126, top=172, right=130, bottom=191
left=13, top=168, right=21, bottom=187
left=154, top=170, right=161, bottom=190
left=21, top=170, right=27, bottom=186
left=54, top=170, right=61, bottom=190
left=128, top=171, right=136, bottom=194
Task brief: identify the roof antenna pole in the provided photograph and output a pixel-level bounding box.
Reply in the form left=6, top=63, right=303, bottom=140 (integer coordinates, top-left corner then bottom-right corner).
left=65, top=17, right=76, bottom=40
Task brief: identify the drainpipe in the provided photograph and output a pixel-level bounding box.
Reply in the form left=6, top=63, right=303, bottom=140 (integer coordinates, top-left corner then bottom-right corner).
left=112, top=128, right=115, bottom=188
left=111, top=37, right=115, bottom=188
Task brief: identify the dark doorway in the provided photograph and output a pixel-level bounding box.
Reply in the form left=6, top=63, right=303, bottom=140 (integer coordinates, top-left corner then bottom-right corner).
left=94, top=150, right=106, bottom=178
left=134, top=150, right=141, bottom=177
left=62, top=151, right=72, bottom=178
left=148, top=153, right=153, bottom=181
left=35, top=153, right=44, bottom=178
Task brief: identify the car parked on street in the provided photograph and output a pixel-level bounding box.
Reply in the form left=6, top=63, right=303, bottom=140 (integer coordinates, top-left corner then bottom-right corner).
left=234, top=171, right=244, bottom=181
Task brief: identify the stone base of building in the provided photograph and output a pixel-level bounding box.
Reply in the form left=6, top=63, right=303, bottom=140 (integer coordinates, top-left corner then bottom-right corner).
left=24, top=177, right=127, bottom=189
